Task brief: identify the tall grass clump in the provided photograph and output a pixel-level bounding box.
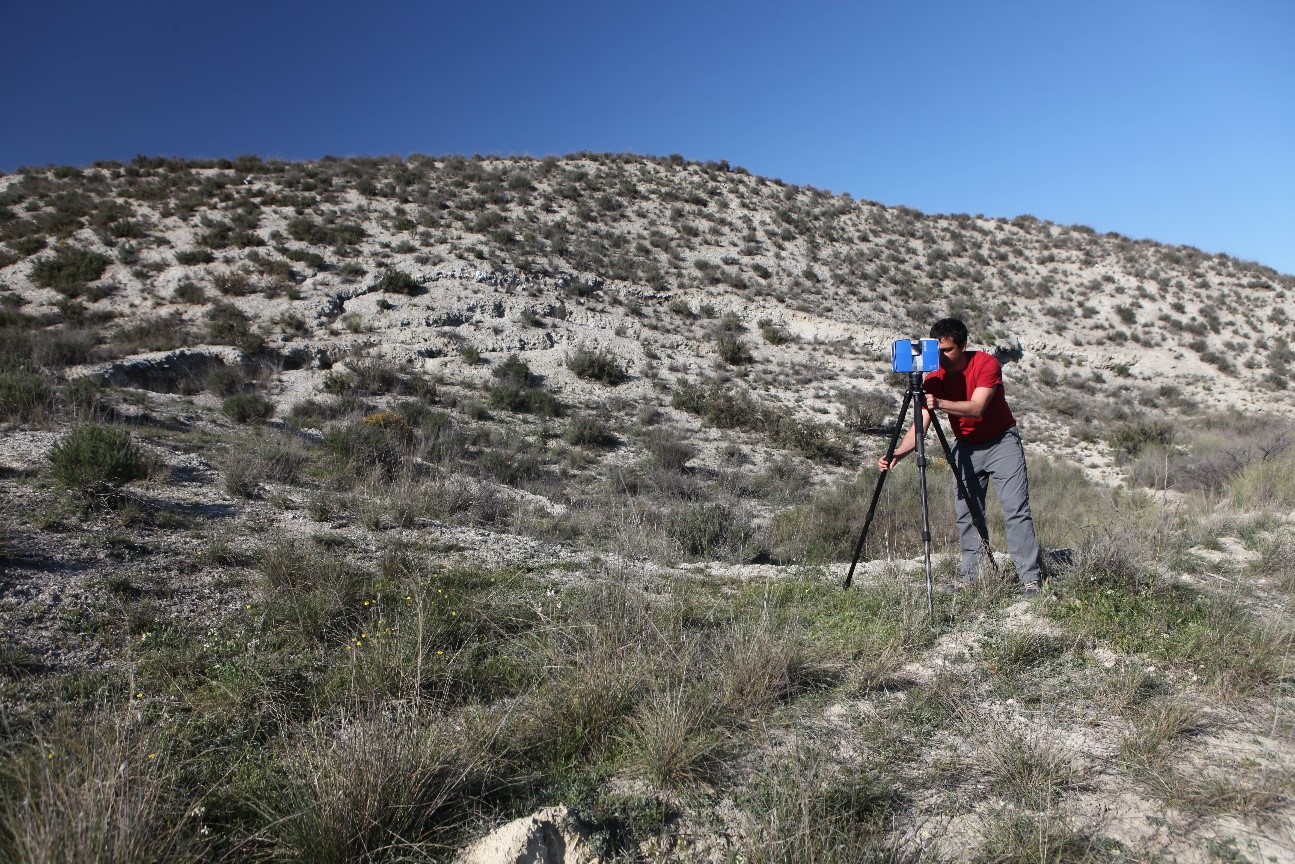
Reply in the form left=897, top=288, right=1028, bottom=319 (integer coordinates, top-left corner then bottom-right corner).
left=1228, top=451, right=1295, bottom=511
left=258, top=538, right=370, bottom=645
left=1020, top=455, right=1151, bottom=553
left=969, top=717, right=1078, bottom=807
left=1117, top=694, right=1210, bottom=773
left=768, top=468, right=957, bottom=564
left=0, top=368, right=52, bottom=423
left=665, top=499, right=755, bottom=560
left=268, top=716, right=490, bottom=863
left=715, top=602, right=840, bottom=717
left=48, top=424, right=149, bottom=496
left=735, top=744, right=912, bottom=864
left=621, top=686, right=723, bottom=789
left=0, top=710, right=208, bottom=864
left=972, top=813, right=1112, bottom=864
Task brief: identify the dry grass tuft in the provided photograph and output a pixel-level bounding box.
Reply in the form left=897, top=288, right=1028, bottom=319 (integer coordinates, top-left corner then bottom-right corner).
left=736, top=743, right=916, bottom=864
left=622, top=686, right=724, bottom=789
left=968, top=717, right=1080, bottom=809
left=1145, top=762, right=1293, bottom=825
left=973, top=811, right=1118, bottom=864
left=1118, top=694, right=1210, bottom=771
left=270, top=714, right=492, bottom=862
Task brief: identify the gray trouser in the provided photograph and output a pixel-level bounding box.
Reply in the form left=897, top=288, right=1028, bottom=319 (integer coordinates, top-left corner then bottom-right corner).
left=950, top=427, right=1042, bottom=585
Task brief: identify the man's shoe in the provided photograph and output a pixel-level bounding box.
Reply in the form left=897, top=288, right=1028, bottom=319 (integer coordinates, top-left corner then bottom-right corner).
left=1021, top=582, right=1041, bottom=597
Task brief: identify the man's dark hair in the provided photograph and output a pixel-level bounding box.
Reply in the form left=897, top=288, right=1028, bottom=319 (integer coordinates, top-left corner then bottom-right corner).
left=930, top=317, right=969, bottom=345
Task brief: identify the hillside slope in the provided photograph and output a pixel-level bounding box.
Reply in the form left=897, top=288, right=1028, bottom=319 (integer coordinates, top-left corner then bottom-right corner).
left=2, top=153, right=1292, bottom=419
left=1, top=154, right=1293, bottom=863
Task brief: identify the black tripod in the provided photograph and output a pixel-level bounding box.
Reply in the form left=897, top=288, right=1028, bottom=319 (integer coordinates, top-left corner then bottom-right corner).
left=842, top=371, right=999, bottom=614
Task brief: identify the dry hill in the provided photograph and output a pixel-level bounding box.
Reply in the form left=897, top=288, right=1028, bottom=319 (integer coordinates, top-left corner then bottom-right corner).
left=1, top=153, right=1293, bottom=863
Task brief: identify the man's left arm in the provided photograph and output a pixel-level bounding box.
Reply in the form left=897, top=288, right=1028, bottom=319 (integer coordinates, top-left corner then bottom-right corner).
left=925, top=386, right=996, bottom=418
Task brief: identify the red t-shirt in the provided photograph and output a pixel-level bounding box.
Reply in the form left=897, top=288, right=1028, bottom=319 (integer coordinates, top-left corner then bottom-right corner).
left=922, top=350, right=1016, bottom=444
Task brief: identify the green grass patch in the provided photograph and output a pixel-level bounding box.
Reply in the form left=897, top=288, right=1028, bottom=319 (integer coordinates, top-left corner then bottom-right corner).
left=1047, top=555, right=1291, bottom=693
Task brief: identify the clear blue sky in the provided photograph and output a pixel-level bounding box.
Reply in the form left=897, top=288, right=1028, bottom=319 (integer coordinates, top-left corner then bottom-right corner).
left=3, top=1, right=1292, bottom=274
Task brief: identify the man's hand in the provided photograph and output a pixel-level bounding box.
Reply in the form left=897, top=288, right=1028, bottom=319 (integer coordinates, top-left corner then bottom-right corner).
left=877, top=454, right=901, bottom=472
left=925, top=393, right=941, bottom=412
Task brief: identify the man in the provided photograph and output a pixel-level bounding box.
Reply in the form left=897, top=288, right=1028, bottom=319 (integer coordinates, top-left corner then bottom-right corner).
left=877, top=318, right=1042, bottom=594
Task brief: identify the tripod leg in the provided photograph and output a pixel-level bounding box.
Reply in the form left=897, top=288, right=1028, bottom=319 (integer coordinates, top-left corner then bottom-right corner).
left=912, top=386, right=935, bottom=618
left=931, top=419, right=1000, bottom=577
left=843, top=391, right=913, bottom=589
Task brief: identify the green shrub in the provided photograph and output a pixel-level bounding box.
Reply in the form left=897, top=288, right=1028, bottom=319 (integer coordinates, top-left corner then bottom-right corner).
left=839, top=389, right=897, bottom=433
left=716, top=332, right=752, bottom=365
left=206, top=301, right=263, bottom=353
left=338, top=262, right=367, bottom=281
left=489, top=385, right=562, bottom=417
left=491, top=354, right=534, bottom=387
left=567, top=346, right=629, bottom=385
left=668, top=299, right=694, bottom=318
left=290, top=397, right=360, bottom=426
left=172, top=280, right=206, bottom=304
left=768, top=415, right=845, bottom=464
left=565, top=414, right=618, bottom=449
left=174, top=249, right=215, bottom=266
left=322, top=412, right=415, bottom=480
left=322, top=358, right=430, bottom=398
left=671, top=378, right=748, bottom=429
left=286, top=216, right=366, bottom=247
left=757, top=318, right=793, bottom=345
left=666, top=501, right=753, bottom=559
left=28, top=246, right=112, bottom=296
left=1109, top=418, right=1175, bottom=460
left=486, top=354, right=562, bottom=416
left=222, top=393, right=274, bottom=423
left=211, top=269, right=254, bottom=296
left=10, top=235, right=47, bottom=258
left=48, top=424, right=149, bottom=495
left=672, top=378, right=831, bottom=457
left=640, top=426, right=697, bottom=471
left=375, top=268, right=422, bottom=295
left=282, top=246, right=328, bottom=270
